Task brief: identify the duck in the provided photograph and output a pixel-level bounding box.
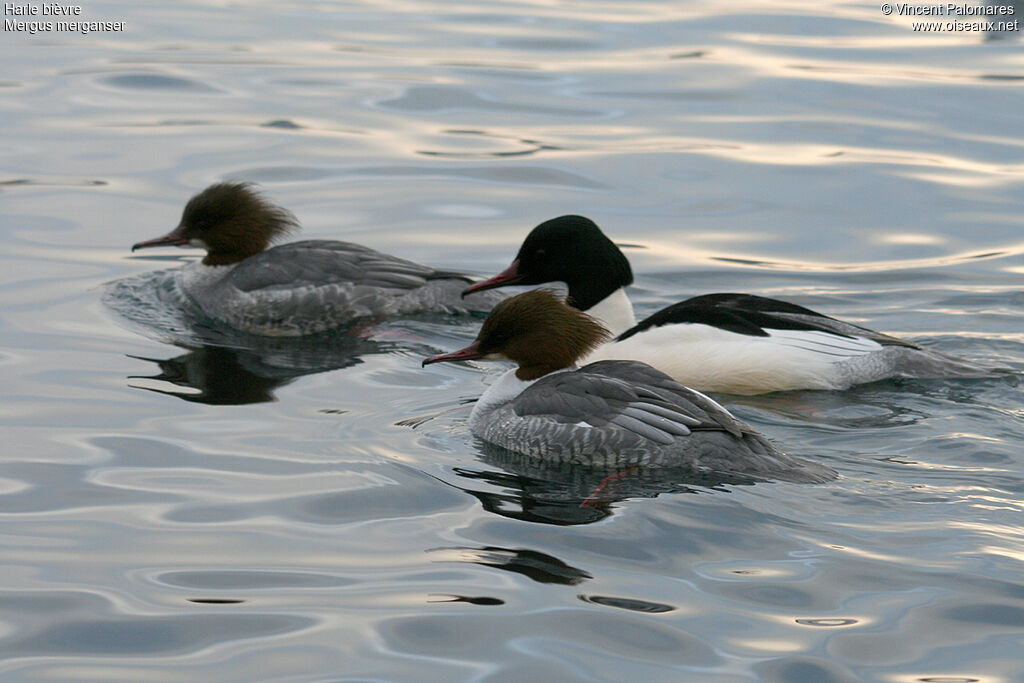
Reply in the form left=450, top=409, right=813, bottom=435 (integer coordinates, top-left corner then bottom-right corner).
left=462, top=215, right=1011, bottom=395
left=423, top=290, right=836, bottom=482
left=130, top=183, right=502, bottom=336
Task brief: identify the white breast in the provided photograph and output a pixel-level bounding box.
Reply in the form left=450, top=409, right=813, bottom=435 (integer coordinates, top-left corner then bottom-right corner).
left=468, top=367, right=570, bottom=429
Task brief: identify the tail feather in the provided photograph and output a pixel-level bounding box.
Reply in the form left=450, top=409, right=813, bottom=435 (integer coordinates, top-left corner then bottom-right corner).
left=890, top=346, right=1015, bottom=380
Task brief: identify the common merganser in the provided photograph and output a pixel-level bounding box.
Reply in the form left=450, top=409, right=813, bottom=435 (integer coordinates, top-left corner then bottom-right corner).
left=130, top=183, right=502, bottom=336
left=423, top=290, right=836, bottom=482
left=463, top=215, right=1011, bottom=395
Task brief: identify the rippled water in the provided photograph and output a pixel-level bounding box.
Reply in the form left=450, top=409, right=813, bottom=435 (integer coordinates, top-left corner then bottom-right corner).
left=3, top=1, right=1023, bottom=681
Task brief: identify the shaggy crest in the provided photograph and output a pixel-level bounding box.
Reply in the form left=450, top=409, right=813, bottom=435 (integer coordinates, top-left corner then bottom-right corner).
left=179, top=183, right=299, bottom=265
left=477, top=289, right=611, bottom=379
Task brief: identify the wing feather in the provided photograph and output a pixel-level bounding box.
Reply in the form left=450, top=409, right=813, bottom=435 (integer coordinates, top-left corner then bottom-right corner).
left=511, top=360, right=743, bottom=443
left=225, top=240, right=470, bottom=293
left=618, top=292, right=919, bottom=349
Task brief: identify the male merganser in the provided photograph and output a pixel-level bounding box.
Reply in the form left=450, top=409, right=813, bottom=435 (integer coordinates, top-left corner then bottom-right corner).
left=130, top=183, right=501, bottom=336
left=463, top=215, right=1011, bottom=395
left=423, top=290, right=835, bottom=482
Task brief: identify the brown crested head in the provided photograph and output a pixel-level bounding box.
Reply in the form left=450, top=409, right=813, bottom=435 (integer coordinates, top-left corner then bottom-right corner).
left=132, top=183, right=298, bottom=266
left=475, top=289, right=610, bottom=380
left=422, top=289, right=610, bottom=379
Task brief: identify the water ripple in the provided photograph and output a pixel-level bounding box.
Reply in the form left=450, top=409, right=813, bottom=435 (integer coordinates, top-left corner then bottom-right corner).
left=4, top=0, right=1024, bottom=680
left=99, top=73, right=222, bottom=93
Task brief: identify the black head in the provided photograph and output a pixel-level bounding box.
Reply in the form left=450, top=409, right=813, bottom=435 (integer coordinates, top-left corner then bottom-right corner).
left=132, top=183, right=298, bottom=266
left=463, top=215, right=633, bottom=311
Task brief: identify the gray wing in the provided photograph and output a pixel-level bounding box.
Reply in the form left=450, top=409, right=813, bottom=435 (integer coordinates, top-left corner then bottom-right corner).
left=484, top=360, right=833, bottom=480
left=512, top=360, right=747, bottom=445
left=225, top=240, right=471, bottom=293
left=195, top=240, right=496, bottom=336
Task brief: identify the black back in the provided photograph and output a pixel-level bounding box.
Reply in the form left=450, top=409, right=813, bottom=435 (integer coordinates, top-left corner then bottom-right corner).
left=617, top=293, right=917, bottom=348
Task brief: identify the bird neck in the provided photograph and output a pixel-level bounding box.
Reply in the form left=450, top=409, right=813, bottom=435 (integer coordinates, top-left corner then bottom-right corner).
left=516, top=362, right=571, bottom=381
left=578, top=287, right=636, bottom=336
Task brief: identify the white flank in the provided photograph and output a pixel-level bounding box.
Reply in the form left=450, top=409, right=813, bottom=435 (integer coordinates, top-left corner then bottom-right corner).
left=586, top=323, right=887, bottom=394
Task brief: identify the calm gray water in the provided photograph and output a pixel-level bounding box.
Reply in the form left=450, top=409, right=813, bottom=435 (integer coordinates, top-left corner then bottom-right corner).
left=2, top=1, right=1023, bottom=681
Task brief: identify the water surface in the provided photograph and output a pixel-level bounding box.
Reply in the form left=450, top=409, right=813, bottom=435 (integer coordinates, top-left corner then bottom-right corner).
left=2, top=1, right=1023, bottom=681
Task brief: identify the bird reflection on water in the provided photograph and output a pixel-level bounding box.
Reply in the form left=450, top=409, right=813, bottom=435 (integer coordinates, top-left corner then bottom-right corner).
left=450, top=439, right=762, bottom=526
left=124, top=332, right=389, bottom=405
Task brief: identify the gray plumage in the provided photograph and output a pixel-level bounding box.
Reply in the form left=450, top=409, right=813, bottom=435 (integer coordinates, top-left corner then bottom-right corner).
left=426, top=290, right=835, bottom=481
left=183, top=240, right=502, bottom=336
left=130, top=183, right=505, bottom=337
left=471, top=359, right=835, bottom=482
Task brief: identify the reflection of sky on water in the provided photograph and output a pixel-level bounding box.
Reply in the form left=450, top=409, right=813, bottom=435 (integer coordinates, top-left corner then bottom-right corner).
left=1, top=1, right=1023, bottom=680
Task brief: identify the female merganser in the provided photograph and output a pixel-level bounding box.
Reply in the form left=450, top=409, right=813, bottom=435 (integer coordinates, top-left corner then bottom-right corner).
left=130, top=183, right=501, bottom=336
left=423, top=290, right=836, bottom=482
left=463, top=215, right=1011, bottom=395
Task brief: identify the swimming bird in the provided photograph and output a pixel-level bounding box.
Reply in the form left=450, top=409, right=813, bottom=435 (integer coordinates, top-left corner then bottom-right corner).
left=131, top=183, right=501, bottom=336
left=423, top=290, right=835, bottom=482
left=462, top=215, right=1010, bottom=394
